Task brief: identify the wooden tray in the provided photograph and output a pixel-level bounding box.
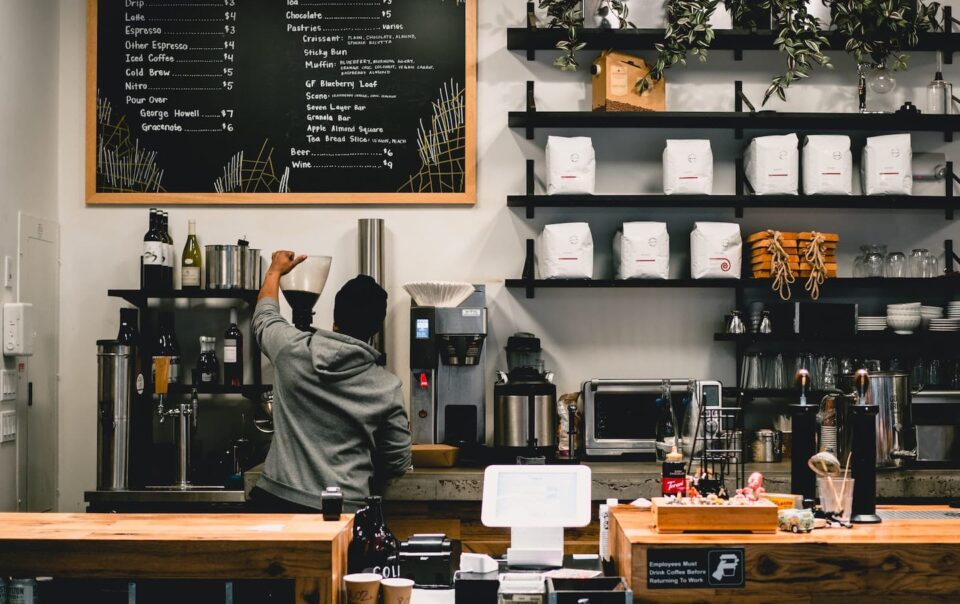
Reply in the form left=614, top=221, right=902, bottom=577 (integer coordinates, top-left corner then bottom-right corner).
left=651, top=498, right=779, bottom=534
left=411, top=444, right=459, bottom=467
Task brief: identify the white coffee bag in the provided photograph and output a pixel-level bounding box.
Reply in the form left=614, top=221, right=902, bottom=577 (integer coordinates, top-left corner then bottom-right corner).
left=537, top=222, right=594, bottom=279
left=690, top=222, right=742, bottom=279
left=663, top=140, right=714, bottom=195
left=861, top=134, right=912, bottom=195
left=744, top=133, right=799, bottom=195
left=546, top=136, right=596, bottom=195
left=614, top=222, right=670, bottom=279
left=802, top=135, right=853, bottom=195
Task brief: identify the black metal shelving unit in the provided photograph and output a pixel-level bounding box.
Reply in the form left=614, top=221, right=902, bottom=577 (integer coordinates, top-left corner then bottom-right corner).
left=169, top=384, right=271, bottom=398
left=108, top=288, right=260, bottom=307
left=507, top=5, right=959, bottom=62
left=715, top=332, right=960, bottom=344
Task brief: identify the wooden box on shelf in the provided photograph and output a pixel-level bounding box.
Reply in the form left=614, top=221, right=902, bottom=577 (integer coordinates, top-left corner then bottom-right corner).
left=651, top=497, right=778, bottom=534
left=591, top=51, right=665, bottom=112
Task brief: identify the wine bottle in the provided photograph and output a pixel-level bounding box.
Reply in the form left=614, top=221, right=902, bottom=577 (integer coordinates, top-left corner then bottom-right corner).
left=117, top=308, right=139, bottom=345
left=153, top=312, right=181, bottom=386
left=181, top=219, right=202, bottom=289
left=141, top=209, right=165, bottom=291
left=223, top=308, right=243, bottom=386
left=160, top=211, right=174, bottom=290
left=347, top=496, right=400, bottom=576
left=196, top=336, right=220, bottom=385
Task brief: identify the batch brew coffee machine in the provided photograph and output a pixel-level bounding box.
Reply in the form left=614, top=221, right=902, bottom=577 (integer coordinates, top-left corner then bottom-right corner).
left=409, top=285, right=487, bottom=446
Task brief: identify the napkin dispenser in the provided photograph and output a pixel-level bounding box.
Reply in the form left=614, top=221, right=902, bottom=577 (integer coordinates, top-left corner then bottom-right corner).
left=399, top=534, right=460, bottom=588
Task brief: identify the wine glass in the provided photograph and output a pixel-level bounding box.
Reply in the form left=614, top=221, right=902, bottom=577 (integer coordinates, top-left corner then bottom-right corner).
left=910, top=249, right=930, bottom=278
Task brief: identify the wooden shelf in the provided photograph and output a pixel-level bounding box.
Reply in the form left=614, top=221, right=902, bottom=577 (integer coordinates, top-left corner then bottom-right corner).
left=507, top=26, right=960, bottom=62
left=108, top=289, right=259, bottom=307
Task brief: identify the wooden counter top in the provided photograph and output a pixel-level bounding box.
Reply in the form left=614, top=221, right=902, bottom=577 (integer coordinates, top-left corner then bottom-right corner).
left=0, top=513, right=353, bottom=604
left=611, top=504, right=960, bottom=544
left=610, top=505, right=960, bottom=602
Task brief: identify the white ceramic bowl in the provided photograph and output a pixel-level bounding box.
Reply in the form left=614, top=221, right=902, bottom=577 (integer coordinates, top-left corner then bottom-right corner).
left=888, top=302, right=922, bottom=311
left=887, top=315, right=921, bottom=334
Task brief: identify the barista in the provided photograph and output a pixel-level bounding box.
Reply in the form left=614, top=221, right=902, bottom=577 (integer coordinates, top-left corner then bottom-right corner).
left=249, top=251, right=412, bottom=512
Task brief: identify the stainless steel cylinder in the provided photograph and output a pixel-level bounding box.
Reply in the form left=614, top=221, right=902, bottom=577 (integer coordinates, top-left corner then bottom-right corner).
left=97, top=340, right=133, bottom=491
left=241, top=247, right=262, bottom=289
left=176, top=402, right=192, bottom=488
left=494, top=393, right=558, bottom=448
left=358, top=219, right=385, bottom=354
left=205, top=245, right=243, bottom=289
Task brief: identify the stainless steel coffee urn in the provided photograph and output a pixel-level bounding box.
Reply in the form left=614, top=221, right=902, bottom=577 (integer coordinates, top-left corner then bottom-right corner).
left=97, top=340, right=134, bottom=490
left=493, top=333, right=558, bottom=461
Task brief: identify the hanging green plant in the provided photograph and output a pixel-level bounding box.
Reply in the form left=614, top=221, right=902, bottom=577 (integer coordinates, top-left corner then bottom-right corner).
left=538, top=0, right=587, bottom=71
left=636, top=0, right=721, bottom=93
left=763, top=0, right=832, bottom=104
left=596, top=0, right=635, bottom=29
left=830, top=0, right=941, bottom=70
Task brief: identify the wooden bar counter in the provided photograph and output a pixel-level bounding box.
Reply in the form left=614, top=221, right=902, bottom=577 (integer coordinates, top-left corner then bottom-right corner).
left=0, top=513, right=352, bottom=604
left=610, top=505, right=960, bottom=602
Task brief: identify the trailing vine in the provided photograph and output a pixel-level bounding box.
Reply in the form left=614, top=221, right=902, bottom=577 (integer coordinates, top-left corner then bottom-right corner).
left=830, top=0, right=941, bottom=71
left=538, top=0, right=586, bottom=71
left=636, top=0, right=720, bottom=93
left=763, top=0, right=832, bottom=104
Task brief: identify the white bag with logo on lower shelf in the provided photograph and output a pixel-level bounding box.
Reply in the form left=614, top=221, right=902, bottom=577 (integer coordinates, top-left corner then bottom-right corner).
left=663, top=140, right=714, bottom=195
left=744, top=133, right=799, bottom=195
left=861, top=134, right=912, bottom=195
left=802, top=135, right=853, bottom=195
left=546, top=136, right=596, bottom=195
left=614, top=222, right=670, bottom=279
left=537, top=223, right=594, bottom=279
left=690, top=222, right=742, bottom=279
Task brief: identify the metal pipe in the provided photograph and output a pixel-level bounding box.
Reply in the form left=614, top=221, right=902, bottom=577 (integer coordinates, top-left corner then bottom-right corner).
left=176, top=402, right=191, bottom=489
left=358, top=219, right=386, bottom=356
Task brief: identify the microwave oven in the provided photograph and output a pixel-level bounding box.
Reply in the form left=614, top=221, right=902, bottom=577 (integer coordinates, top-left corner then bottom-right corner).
left=582, top=379, right=723, bottom=457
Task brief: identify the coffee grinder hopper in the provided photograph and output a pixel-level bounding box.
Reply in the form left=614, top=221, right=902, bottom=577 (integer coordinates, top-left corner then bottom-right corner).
left=280, top=256, right=333, bottom=331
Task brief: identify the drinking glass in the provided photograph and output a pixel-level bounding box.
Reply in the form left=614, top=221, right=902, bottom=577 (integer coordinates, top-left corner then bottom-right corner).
left=818, top=477, right=855, bottom=522
left=910, top=249, right=930, bottom=278
left=853, top=247, right=868, bottom=278
left=927, top=358, right=943, bottom=387
left=885, top=252, right=906, bottom=278
left=823, top=358, right=838, bottom=389
left=923, top=254, right=940, bottom=278
left=864, top=250, right=885, bottom=277
left=912, top=358, right=926, bottom=388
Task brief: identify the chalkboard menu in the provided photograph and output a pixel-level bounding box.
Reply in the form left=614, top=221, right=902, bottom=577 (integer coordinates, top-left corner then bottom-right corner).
left=86, top=0, right=476, bottom=204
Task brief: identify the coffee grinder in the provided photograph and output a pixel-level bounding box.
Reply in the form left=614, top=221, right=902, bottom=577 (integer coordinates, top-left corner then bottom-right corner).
left=279, top=256, right=333, bottom=332
left=493, top=332, right=558, bottom=463
left=408, top=284, right=487, bottom=446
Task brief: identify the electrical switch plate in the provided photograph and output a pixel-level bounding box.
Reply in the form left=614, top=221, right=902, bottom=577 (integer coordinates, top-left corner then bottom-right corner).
left=0, top=411, right=15, bottom=443
left=2, top=303, right=34, bottom=357
left=0, top=369, right=14, bottom=401
left=2, top=256, right=12, bottom=289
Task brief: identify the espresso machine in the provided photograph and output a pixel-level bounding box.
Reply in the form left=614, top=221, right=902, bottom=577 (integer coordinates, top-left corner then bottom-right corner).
left=493, top=332, right=557, bottom=462
left=409, top=285, right=487, bottom=446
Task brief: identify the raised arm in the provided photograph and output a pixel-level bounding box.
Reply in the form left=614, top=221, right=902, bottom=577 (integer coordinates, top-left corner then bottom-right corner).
left=254, top=251, right=308, bottom=360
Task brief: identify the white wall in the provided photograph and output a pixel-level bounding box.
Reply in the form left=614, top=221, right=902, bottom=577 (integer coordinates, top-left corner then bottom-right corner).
left=0, top=0, right=59, bottom=511
left=55, top=0, right=960, bottom=510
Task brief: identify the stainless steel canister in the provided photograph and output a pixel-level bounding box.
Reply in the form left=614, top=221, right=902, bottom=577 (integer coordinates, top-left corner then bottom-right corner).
left=9, top=578, right=38, bottom=604
left=241, top=247, right=262, bottom=289
left=751, top=429, right=783, bottom=462
left=97, top=340, right=134, bottom=491
left=493, top=385, right=558, bottom=449
left=834, top=371, right=910, bottom=468
left=205, top=245, right=243, bottom=289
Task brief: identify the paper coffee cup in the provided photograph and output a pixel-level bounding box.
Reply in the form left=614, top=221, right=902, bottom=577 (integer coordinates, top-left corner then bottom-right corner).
left=381, top=578, right=414, bottom=604
left=344, top=573, right=381, bottom=604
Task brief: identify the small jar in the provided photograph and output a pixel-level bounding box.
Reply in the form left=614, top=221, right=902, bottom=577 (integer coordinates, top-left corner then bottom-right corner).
left=197, top=336, right=220, bottom=385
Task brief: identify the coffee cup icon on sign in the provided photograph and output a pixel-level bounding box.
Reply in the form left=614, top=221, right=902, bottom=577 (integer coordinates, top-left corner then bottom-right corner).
left=712, top=553, right=740, bottom=582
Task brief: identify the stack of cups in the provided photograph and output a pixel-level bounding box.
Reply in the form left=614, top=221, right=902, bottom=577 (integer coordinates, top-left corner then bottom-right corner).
left=345, top=574, right=415, bottom=604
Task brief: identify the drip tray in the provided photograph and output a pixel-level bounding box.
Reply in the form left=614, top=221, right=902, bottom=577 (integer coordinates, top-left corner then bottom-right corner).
left=145, top=485, right=226, bottom=491
left=877, top=510, right=960, bottom=520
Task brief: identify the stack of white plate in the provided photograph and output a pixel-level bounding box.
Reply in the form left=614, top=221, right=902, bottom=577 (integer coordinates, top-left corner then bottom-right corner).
left=929, top=318, right=960, bottom=332
left=921, top=305, right=944, bottom=330
left=857, top=316, right=888, bottom=332
left=948, top=301, right=960, bottom=319
left=887, top=303, right=922, bottom=335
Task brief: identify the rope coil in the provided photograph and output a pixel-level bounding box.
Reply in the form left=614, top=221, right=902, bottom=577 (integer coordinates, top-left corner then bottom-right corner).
left=803, top=231, right=829, bottom=300
left=766, top=229, right=795, bottom=301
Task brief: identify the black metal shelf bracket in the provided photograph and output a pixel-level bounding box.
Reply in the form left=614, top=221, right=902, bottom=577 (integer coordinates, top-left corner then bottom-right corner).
left=525, top=159, right=536, bottom=218
left=733, top=80, right=750, bottom=140
left=946, top=160, right=957, bottom=220
left=522, top=239, right=536, bottom=298
left=526, top=80, right=537, bottom=140
left=946, top=7, right=955, bottom=65
left=946, top=239, right=960, bottom=274
left=734, top=157, right=746, bottom=218
left=525, top=2, right=537, bottom=60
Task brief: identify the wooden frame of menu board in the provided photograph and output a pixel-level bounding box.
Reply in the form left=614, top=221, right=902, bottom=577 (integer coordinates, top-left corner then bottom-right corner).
left=85, top=0, right=476, bottom=205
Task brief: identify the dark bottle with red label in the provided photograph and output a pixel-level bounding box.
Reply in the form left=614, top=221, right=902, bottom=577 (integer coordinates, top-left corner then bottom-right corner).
left=662, top=448, right=686, bottom=497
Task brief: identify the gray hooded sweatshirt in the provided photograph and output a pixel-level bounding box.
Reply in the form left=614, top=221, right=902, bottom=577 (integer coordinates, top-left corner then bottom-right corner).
left=253, top=298, right=412, bottom=510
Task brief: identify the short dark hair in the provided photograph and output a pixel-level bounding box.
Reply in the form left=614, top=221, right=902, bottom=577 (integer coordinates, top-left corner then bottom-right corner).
left=334, top=275, right=387, bottom=343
